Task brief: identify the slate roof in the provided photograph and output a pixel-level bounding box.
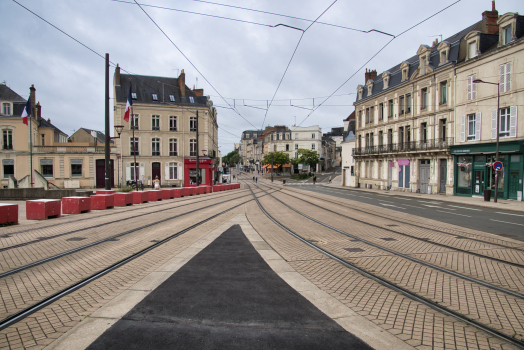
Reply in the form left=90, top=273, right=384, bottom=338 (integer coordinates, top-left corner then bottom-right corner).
left=0, top=84, right=25, bottom=102
left=116, top=74, right=209, bottom=107
left=39, top=118, right=68, bottom=136
left=79, top=128, right=114, bottom=144
left=357, top=21, right=481, bottom=102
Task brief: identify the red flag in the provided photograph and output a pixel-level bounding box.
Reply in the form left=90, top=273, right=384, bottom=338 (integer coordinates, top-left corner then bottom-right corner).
left=124, top=86, right=132, bottom=122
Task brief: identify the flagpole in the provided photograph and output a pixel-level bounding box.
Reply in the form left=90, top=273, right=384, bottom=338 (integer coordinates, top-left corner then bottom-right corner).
left=29, top=113, right=33, bottom=188
left=132, top=104, right=138, bottom=192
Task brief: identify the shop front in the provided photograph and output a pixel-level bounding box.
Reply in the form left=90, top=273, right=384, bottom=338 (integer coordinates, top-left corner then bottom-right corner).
left=451, top=141, right=524, bottom=200
left=184, top=157, right=215, bottom=186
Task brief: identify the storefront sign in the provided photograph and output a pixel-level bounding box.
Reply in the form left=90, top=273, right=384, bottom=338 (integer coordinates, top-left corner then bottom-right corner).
left=398, top=159, right=410, bottom=166
left=452, top=149, right=470, bottom=154
left=184, top=158, right=214, bottom=164
left=389, top=162, right=395, bottom=168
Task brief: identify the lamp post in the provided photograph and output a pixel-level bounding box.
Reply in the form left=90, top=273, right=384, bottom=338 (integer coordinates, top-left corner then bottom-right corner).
left=473, top=79, right=500, bottom=203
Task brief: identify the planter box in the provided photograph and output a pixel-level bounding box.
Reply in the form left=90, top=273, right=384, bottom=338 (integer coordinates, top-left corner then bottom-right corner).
left=160, top=189, right=174, bottom=200
left=212, top=185, right=222, bottom=192
left=96, top=190, right=116, bottom=195
left=26, top=199, right=61, bottom=220
left=181, top=188, right=192, bottom=197
left=114, top=193, right=133, bottom=207
left=90, top=194, right=114, bottom=210
left=172, top=188, right=182, bottom=198
left=62, top=197, right=91, bottom=214
left=131, top=191, right=149, bottom=204
left=146, top=190, right=161, bottom=202
left=0, top=203, right=18, bottom=224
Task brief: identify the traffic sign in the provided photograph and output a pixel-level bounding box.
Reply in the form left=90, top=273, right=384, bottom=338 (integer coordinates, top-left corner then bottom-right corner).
left=493, top=161, right=503, bottom=171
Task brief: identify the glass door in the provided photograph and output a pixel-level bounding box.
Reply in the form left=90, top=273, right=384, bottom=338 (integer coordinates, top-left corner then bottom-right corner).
left=474, top=169, right=485, bottom=195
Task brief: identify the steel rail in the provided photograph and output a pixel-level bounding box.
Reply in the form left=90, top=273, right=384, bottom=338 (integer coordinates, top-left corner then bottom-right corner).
left=246, top=184, right=524, bottom=349
left=254, top=183, right=524, bottom=300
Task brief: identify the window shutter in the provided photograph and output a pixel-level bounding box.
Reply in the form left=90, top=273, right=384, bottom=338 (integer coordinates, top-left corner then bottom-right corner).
left=165, top=163, right=170, bottom=180
left=460, top=115, right=465, bottom=142
left=475, top=112, right=481, bottom=141
left=467, top=76, right=472, bottom=101
left=491, top=109, right=497, bottom=139
left=178, top=162, right=183, bottom=180
left=505, top=63, right=511, bottom=92
left=472, top=75, right=477, bottom=99
left=139, top=162, right=145, bottom=180
left=126, top=164, right=131, bottom=181
left=509, top=106, right=517, bottom=138
left=500, top=65, right=506, bottom=93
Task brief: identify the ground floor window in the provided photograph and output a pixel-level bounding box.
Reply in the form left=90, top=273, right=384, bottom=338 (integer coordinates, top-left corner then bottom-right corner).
left=40, top=159, right=53, bottom=177
left=398, top=165, right=410, bottom=188
left=130, top=162, right=139, bottom=181
left=169, top=163, right=177, bottom=180
left=71, top=159, right=83, bottom=177
left=2, top=159, right=14, bottom=178
left=456, top=156, right=472, bottom=188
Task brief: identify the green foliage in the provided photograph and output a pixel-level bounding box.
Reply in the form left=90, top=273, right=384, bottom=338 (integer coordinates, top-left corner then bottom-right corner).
left=290, top=173, right=313, bottom=180
left=297, top=149, right=319, bottom=168
left=262, top=151, right=290, bottom=166
left=222, top=150, right=240, bottom=166
left=117, top=186, right=134, bottom=192
left=290, top=158, right=300, bottom=166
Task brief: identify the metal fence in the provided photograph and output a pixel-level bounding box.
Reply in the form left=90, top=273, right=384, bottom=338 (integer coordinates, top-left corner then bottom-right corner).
left=353, top=137, right=454, bottom=156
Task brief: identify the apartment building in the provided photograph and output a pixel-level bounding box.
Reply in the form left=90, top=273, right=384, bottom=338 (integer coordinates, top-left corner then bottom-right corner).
left=113, top=67, right=218, bottom=187
left=240, top=129, right=261, bottom=169
left=289, top=126, right=323, bottom=172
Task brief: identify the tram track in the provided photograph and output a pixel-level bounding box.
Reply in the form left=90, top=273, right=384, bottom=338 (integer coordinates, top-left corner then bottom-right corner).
left=0, top=186, right=269, bottom=332
left=245, top=182, right=524, bottom=348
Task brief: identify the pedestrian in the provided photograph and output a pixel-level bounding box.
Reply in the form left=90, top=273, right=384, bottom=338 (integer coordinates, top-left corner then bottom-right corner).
left=328, top=176, right=332, bottom=183
left=256, top=177, right=258, bottom=183
left=153, top=176, right=160, bottom=189
left=233, top=175, right=236, bottom=180
left=313, top=176, right=316, bottom=185
left=253, top=176, right=255, bottom=182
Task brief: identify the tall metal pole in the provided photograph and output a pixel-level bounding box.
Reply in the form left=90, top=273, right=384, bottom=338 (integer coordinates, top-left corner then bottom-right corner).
left=132, top=106, right=138, bottom=191
left=271, top=152, right=274, bottom=182
left=196, top=110, right=199, bottom=186
left=494, top=86, right=500, bottom=203
left=29, top=110, right=33, bottom=188
left=104, top=53, right=111, bottom=190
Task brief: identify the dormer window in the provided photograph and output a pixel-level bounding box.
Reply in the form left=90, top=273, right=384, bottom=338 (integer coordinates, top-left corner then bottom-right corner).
left=152, top=94, right=158, bottom=101
left=437, top=41, right=450, bottom=67
left=440, top=51, right=447, bottom=65
left=465, top=31, right=481, bottom=60
left=131, top=92, right=137, bottom=99
left=2, top=103, right=12, bottom=116
left=468, top=41, right=477, bottom=59
left=420, top=55, right=426, bottom=75
left=498, top=13, right=518, bottom=47
left=402, top=69, right=408, bottom=81
left=169, top=95, right=175, bottom=102
left=503, top=25, right=512, bottom=45
left=189, top=96, right=195, bottom=103
left=357, top=86, right=363, bottom=100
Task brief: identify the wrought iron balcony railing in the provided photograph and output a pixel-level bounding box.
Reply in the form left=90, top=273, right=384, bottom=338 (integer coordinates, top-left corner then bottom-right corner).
left=353, top=137, right=453, bottom=156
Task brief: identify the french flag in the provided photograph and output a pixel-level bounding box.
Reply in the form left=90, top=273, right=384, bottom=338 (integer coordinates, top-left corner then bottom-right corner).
left=123, top=86, right=132, bottom=122
left=21, top=97, right=31, bottom=125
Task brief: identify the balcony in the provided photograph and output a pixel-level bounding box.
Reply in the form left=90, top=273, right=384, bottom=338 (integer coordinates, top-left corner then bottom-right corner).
left=353, top=137, right=453, bottom=156
left=34, top=146, right=115, bottom=153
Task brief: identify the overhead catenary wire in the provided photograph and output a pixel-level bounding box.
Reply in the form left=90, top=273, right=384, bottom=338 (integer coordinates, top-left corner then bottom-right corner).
left=299, top=0, right=462, bottom=127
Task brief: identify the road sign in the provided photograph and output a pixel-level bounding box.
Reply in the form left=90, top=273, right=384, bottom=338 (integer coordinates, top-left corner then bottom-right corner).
left=493, top=161, right=503, bottom=171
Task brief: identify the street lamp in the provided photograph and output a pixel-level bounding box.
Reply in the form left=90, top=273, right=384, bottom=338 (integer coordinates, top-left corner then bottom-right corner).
left=111, top=125, right=125, bottom=140
left=473, top=79, right=500, bottom=203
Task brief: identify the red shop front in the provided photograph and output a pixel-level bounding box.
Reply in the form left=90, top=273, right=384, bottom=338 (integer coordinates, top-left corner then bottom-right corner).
left=184, top=157, right=215, bottom=186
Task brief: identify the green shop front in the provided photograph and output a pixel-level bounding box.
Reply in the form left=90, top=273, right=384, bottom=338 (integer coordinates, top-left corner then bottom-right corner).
left=451, top=141, right=524, bottom=200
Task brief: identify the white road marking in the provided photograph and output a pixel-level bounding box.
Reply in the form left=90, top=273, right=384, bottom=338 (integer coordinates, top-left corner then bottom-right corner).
left=377, top=199, right=423, bottom=209
left=395, top=197, right=413, bottom=201
left=418, top=200, right=442, bottom=204
left=380, top=203, right=406, bottom=210
left=495, top=212, right=524, bottom=218
left=422, top=204, right=449, bottom=209
left=447, top=205, right=482, bottom=211
left=436, top=210, right=471, bottom=217
left=490, top=219, right=524, bottom=226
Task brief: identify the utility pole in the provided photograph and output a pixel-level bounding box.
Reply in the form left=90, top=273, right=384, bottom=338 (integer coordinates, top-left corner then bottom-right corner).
left=104, top=53, right=111, bottom=190
left=196, top=110, right=199, bottom=186
left=271, top=152, right=274, bottom=182
left=130, top=79, right=138, bottom=191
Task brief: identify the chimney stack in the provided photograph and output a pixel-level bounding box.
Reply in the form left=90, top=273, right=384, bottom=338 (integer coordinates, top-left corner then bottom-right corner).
left=178, top=69, right=186, bottom=97
left=114, top=64, right=121, bottom=86
left=482, top=0, right=499, bottom=35
left=29, top=85, right=37, bottom=121
left=193, top=88, right=204, bottom=96
left=36, top=102, right=41, bottom=120
left=364, top=69, right=377, bottom=83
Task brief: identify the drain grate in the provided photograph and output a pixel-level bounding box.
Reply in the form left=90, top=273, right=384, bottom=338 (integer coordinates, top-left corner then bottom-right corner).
left=66, top=237, right=86, bottom=241
left=385, top=224, right=398, bottom=227
left=380, top=238, right=397, bottom=241
left=344, top=248, right=365, bottom=253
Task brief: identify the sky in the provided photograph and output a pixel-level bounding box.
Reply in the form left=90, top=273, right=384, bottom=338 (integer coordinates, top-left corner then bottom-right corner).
left=1, top=0, right=522, bottom=154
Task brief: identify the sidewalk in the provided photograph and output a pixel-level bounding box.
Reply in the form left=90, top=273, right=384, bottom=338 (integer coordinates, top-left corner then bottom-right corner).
left=321, top=180, right=524, bottom=212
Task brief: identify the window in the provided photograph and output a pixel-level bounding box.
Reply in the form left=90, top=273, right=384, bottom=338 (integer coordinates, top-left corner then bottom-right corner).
left=131, top=92, right=137, bottom=99
left=379, top=103, right=384, bottom=121
left=358, top=111, right=362, bottom=127
left=130, top=137, right=139, bottom=155
left=190, top=117, right=197, bottom=131
left=440, top=119, right=447, bottom=139
left=189, top=96, right=195, bottom=103
left=399, top=96, right=405, bottom=115
left=369, top=106, right=374, bottom=123
left=71, top=160, right=82, bottom=177
left=41, top=134, right=45, bottom=146
left=503, top=26, right=512, bottom=45
left=2, top=130, right=13, bottom=150
left=273, top=145, right=277, bottom=152
left=311, top=133, right=315, bottom=139
left=169, top=163, right=177, bottom=180
left=40, top=159, right=53, bottom=177
left=295, top=144, right=298, bottom=150
left=276, top=134, right=279, bottom=140
left=467, top=75, right=477, bottom=100
left=440, top=81, right=447, bottom=104
left=169, top=116, right=177, bottom=131
left=406, top=94, right=411, bottom=114
left=467, top=114, right=476, bottom=140
left=131, top=114, right=139, bottom=129
left=295, top=152, right=298, bottom=158
left=440, top=50, right=447, bottom=65
left=421, top=123, right=427, bottom=143
left=468, top=41, right=477, bottom=59
left=500, top=63, right=512, bottom=93
left=286, top=144, right=289, bottom=151
left=3, top=160, right=14, bottom=179
left=378, top=131, right=383, bottom=147
left=151, top=138, right=160, bottom=156
left=152, top=115, right=160, bottom=130
left=169, top=138, right=178, bottom=156
left=169, top=95, right=175, bottom=102
left=388, top=100, right=393, bottom=118
left=130, top=162, right=139, bottom=181
left=311, top=144, right=315, bottom=150
left=402, top=69, right=408, bottom=81
left=500, top=107, right=510, bottom=137
left=421, top=89, right=427, bottom=110
left=365, top=108, right=370, bottom=123
left=152, top=94, right=158, bottom=101
left=2, top=103, right=11, bottom=115
left=295, top=133, right=298, bottom=139
left=190, top=139, right=197, bottom=156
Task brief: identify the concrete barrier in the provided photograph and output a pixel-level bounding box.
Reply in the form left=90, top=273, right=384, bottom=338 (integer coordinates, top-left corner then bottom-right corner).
left=146, top=190, right=161, bottom=202
left=91, top=194, right=114, bottom=210
left=26, top=199, right=61, bottom=220
left=173, top=188, right=182, bottom=198
left=62, top=197, right=91, bottom=214
left=0, top=203, right=18, bottom=224
left=131, top=191, right=148, bottom=204
left=181, top=188, right=192, bottom=197
left=160, top=189, right=174, bottom=200
left=114, top=193, right=133, bottom=207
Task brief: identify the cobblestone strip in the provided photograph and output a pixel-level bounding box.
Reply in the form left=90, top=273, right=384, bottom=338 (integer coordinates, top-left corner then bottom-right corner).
left=0, top=206, right=245, bottom=349
left=253, top=192, right=524, bottom=345
left=245, top=199, right=519, bottom=350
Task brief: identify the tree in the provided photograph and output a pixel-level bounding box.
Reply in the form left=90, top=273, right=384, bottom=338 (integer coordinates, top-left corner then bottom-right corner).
left=222, top=150, right=240, bottom=167
left=262, top=151, right=290, bottom=167
left=297, top=149, right=320, bottom=171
